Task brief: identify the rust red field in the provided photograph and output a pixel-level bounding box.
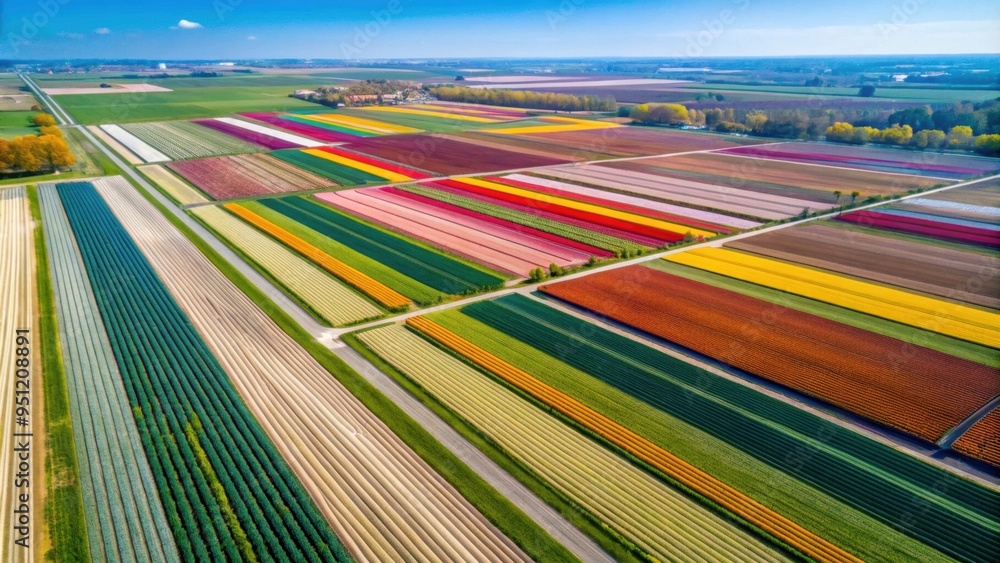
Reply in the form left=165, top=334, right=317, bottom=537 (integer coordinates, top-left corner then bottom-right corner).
left=953, top=408, right=1000, bottom=467
left=541, top=266, right=1000, bottom=443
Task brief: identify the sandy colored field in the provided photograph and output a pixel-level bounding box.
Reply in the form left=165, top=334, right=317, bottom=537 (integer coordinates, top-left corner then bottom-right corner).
left=93, top=177, right=528, bottom=563
left=87, top=125, right=143, bottom=165
left=192, top=205, right=382, bottom=326
left=612, top=151, right=946, bottom=197
left=0, top=187, right=34, bottom=563
left=727, top=224, right=1000, bottom=309
left=45, top=84, right=172, bottom=95
left=138, top=164, right=208, bottom=206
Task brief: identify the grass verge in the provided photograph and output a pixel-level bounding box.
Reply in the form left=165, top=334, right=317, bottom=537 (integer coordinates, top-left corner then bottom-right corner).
left=26, top=184, right=90, bottom=563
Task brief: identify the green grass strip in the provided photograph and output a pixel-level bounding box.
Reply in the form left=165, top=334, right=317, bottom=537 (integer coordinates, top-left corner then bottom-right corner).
left=27, top=184, right=91, bottom=563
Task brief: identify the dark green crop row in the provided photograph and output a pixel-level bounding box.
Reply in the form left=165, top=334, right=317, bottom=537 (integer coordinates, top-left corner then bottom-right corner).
left=271, top=149, right=385, bottom=186
left=464, top=294, right=1000, bottom=563
left=57, top=183, right=351, bottom=563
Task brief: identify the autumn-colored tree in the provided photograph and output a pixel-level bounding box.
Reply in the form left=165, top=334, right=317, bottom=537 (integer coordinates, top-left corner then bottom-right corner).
left=974, top=134, right=1000, bottom=156
left=39, top=125, right=63, bottom=138
left=32, top=135, right=76, bottom=169
left=914, top=129, right=946, bottom=149
left=947, top=125, right=974, bottom=149
left=32, top=113, right=57, bottom=127
left=8, top=137, right=42, bottom=171
left=878, top=124, right=913, bottom=145
left=744, top=110, right=769, bottom=132
left=825, top=122, right=854, bottom=143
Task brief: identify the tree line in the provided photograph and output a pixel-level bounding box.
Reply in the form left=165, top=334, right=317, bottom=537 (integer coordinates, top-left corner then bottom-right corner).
left=626, top=99, right=1000, bottom=156
left=0, top=113, right=76, bottom=175
left=430, top=85, right=616, bottom=112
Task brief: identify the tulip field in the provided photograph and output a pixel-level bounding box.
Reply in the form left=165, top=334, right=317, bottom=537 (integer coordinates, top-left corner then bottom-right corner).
left=120, top=120, right=263, bottom=160
left=721, top=142, right=1000, bottom=179
left=396, top=294, right=1000, bottom=562
left=194, top=117, right=324, bottom=149
left=138, top=164, right=209, bottom=206
left=167, top=153, right=332, bottom=200
left=541, top=265, right=1000, bottom=443
left=837, top=208, right=1000, bottom=248
left=0, top=187, right=35, bottom=563
left=726, top=223, right=1000, bottom=309
left=226, top=195, right=506, bottom=306
left=357, top=323, right=796, bottom=563
left=666, top=247, right=1000, bottom=347
left=954, top=408, right=1000, bottom=467
left=24, top=75, right=1000, bottom=563
left=90, top=176, right=530, bottom=563
left=52, top=179, right=352, bottom=562
left=273, top=145, right=431, bottom=186
left=192, top=205, right=384, bottom=325
left=38, top=184, right=180, bottom=562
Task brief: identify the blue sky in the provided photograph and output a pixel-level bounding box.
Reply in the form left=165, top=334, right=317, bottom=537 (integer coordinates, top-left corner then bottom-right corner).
left=1, top=0, right=997, bottom=59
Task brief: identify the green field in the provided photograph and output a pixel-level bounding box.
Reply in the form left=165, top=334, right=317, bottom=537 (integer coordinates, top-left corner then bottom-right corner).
left=48, top=77, right=322, bottom=124
left=341, top=108, right=492, bottom=133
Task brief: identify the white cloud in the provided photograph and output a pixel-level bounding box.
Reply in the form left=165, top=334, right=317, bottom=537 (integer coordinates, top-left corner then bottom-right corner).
left=247, top=35, right=257, bottom=40
left=171, top=19, right=203, bottom=30
left=94, top=27, right=111, bottom=35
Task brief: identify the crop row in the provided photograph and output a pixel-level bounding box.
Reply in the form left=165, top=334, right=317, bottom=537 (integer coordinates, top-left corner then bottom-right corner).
left=459, top=294, right=1000, bottom=563
left=57, top=179, right=350, bottom=562
left=139, top=165, right=208, bottom=206
left=359, top=323, right=790, bottom=562
left=167, top=153, right=331, bottom=200
left=338, top=134, right=570, bottom=175
left=398, top=184, right=643, bottom=255
left=433, top=177, right=694, bottom=243
left=726, top=223, right=1000, bottom=310
left=88, top=125, right=144, bottom=165
left=487, top=116, right=620, bottom=135
left=0, top=187, right=35, bottom=563
left=541, top=266, right=1000, bottom=443
left=318, top=188, right=592, bottom=276
left=838, top=209, right=1000, bottom=248
left=953, top=408, right=1000, bottom=467
left=667, top=247, right=1000, bottom=348
left=100, top=124, right=171, bottom=163
left=406, top=316, right=856, bottom=562
left=502, top=173, right=760, bottom=230
left=428, top=307, right=958, bottom=562
left=223, top=203, right=410, bottom=310
left=300, top=112, right=420, bottom=134
left=721, top=143, right=997, bottom=179
left=94, top=176, right=529, bottom=562
left=38, top=183, right=180, bottom=562
left=258, top=196, right=505, bottom=295
left=121, top=121, right=262, bottom=160
left=193, top=205, right=383, bottom=325
left=193, top=117, right=322, bottom=150
left=543, top=165, right=821, bottom=220
left=241, top=113, right=367, bottom=143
